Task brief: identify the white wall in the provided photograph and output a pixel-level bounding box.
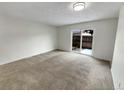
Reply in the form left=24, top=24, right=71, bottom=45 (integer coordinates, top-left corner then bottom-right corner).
left=111, top=5, right=124, bottom=89
left=0, top=15, right=58, bottom=65
left=58, top=18, right=118, bottom=61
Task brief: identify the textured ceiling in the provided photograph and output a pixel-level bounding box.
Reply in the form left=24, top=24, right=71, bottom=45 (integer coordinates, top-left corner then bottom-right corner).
left=0, top=2, right=123, bottom=26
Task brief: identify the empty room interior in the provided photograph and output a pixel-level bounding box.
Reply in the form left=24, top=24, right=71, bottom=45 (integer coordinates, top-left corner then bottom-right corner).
left=0, top=1, right=124, bottom=90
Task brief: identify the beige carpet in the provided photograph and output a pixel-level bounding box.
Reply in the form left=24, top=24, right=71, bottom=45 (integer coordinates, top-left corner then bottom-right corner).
left=0, top=50, right=114, bottom=90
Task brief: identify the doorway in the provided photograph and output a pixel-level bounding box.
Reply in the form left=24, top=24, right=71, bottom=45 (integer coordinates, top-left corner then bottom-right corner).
left=72, top=29, right=93, bottom=56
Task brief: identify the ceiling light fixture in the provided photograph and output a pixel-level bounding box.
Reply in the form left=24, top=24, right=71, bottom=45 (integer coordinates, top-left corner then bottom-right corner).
left=73, top=2, right=85, bottom=11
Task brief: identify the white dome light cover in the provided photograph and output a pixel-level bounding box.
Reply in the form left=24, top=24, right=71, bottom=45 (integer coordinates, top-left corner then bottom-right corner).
left=73, top=2, right=85, bottom=11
